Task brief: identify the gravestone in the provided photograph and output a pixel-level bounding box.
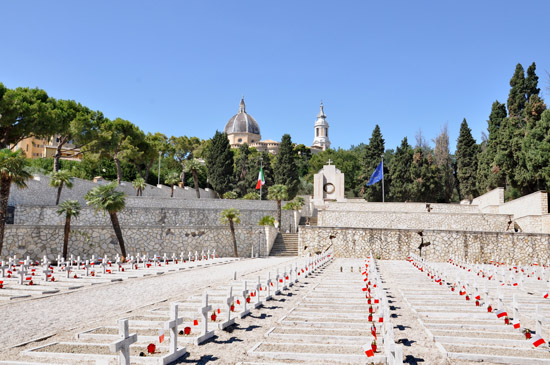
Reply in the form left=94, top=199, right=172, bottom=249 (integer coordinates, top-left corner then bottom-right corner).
left=312, top=161, right=346, bottom=204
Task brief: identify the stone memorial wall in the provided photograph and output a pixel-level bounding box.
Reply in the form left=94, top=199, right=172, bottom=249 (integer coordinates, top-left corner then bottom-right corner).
left=2, top=224, right=278, bottom=260
left=299, top=226, right=550, bottom=264
left=317, top=210, right=511, bottom=232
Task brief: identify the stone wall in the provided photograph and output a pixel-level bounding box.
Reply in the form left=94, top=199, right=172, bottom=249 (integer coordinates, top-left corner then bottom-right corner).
left=1, top=225, right=274, bottom=261
left=9, top=174, right=216, bottom=207
left=472, top=188, right=504, bottom=210
left=495, top=191, right=548, bottom=219
left=317, top=210, right=510, bottom=232
left=514, top=215, right=550, bottom=234
left=14, top=206, right=295, bottom=232
left=124, top=197, right=287, bottom=210
left=299, top=226, right=550, bottom=264
left=319, top=201, right=480, bottom=214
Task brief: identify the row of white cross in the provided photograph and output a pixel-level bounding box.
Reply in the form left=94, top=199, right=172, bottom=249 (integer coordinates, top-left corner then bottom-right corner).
left=409, top=253, right=548, bottom=348
left=109, top=250, right=334, bottom=365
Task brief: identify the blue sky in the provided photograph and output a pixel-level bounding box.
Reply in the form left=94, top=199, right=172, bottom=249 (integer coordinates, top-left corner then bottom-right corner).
left=1, top=1, right=548, bottom=153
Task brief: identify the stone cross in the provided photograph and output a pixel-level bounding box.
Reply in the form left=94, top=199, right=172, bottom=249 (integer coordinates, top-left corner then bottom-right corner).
left=327, top=159, right=332, bottom=165
left=109, top=319, right=137, bottom=365
left=65, top=265, right=72, bottom=278
left=17, top=268, right=28, bottom=285
left=42, top=266, right=52, bottom=282
left=240, top=280, right=251, bottom=318
left=194, top=251, right=198, bottom=262
left=84, top=260, right=91, bottom=276
left=164, top=303, right=183, bottom=354
left=219, top=286, right=236, bottom=330
left=536, top=305, right=544, bottom=337
left=254, top=276, right=262, bottom=309
left=282, top=268, right=288, bottom=290
left=195, top=292, right=215, bottom=345
left=512, top=294, right=519, bottom=320
left=0, top=261, right=7, bottom=277
left=188, top=252, right=192, bottom=262
left=275, top=269, right=281, bottom=295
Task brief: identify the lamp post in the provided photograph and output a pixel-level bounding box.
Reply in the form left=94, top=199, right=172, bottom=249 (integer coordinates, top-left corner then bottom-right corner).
left=158, top=150, right=162, bottom=185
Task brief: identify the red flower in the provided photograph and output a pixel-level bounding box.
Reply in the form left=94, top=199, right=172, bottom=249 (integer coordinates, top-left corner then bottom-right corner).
left=211, top=313, right=217, bottom=321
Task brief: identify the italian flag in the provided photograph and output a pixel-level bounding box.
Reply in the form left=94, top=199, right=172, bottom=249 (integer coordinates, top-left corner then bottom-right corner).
left=255, top=167, right=265, bottom=190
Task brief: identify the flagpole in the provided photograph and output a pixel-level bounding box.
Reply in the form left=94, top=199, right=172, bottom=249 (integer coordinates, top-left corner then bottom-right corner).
left=259, top=157, right=263, bottom=201
left=381, top=155, right=384, bottom=203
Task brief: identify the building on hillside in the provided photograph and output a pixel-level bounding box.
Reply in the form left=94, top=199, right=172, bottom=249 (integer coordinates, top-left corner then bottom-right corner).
left=224, top=97, right=334, bottom=155
left=225, top=97, right=280, bottom=154
left=12, top=136, right=82, bottom=161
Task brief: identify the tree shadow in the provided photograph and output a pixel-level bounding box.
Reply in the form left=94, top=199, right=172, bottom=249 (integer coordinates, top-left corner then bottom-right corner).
left=213, top=336, right=243, bottom=344
left=404, top=355, right=424, bottom=364
left=172, top=354, right=218, bottom=364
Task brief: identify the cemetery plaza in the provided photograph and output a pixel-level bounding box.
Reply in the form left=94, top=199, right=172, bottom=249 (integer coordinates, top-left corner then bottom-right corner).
left=1, top=167, right=550, bottom=364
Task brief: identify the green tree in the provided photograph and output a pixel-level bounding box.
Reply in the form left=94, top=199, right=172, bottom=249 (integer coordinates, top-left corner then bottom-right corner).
left=477, top=101, right=507, bottom=193
left=0, top=149, right=31, bottom=255
left=258, top=215, right=275, bottom=226
left=456, top=119, right=479, bottom=200
left=222, top=191, right=238, bottom=199
left=249, top=152, right=274, bottom=199
left=274, top=134, right=299, bottom=199
left=206, top=131, right=234, bottom=196
left=294, top=144, right=312, bottom=178
left=49, top=170, right=74, bottom=205
left=169, top=135, right=202, bottom=185
left=84, top=118, right=144, bottom=185
left=523, top=109, right=550, bottom=192
left=267, top=184, right=288, bottom=231
left=184, top=159, right=203, bottom=198
left=219, top=208, right=241, bottom=257
left=243, top=192, right=259, bottom=200
left=525, top=62, right=540, bottom=101
left=388, top=137, right=413, bottom=201
left=409, top=147, right=441, bottom=202
left=362, top=125, right=385, bottom=201
left=0, top=84, right=54, bottom=148
left=132, top=176, right=146, bottom=196
left=84, top=183, right=127, bottom=260
left=56, top=200, right=81, bottom=260
left=234, top=143, right=251, bottom=197
left=307, top=148, right=361, bottom=197
left=50, top=99, right=100, bottom=171
left=432, top=124, right=455, bottom=202
left=164, top=171, right=180, bottom=198
left=507, top=63, right=526, bottom=117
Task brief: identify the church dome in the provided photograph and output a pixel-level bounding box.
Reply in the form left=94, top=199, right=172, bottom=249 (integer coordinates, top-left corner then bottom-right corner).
left=224, top=97, right=261, bottom=135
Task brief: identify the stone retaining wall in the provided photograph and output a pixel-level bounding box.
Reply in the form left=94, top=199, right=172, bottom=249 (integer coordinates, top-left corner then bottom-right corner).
left=319, top=201, right=480, bottom=214
left=299, top=226, right=550, bottom=264
left=1, top=225, right=276, bottom=261
left=14, top=206, right=295, bottom=232
left=317, top=210, right=510, bottom=232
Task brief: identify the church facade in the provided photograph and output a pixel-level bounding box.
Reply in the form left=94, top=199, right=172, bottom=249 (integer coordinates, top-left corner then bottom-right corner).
left=224, top=97, right=331, bottom=154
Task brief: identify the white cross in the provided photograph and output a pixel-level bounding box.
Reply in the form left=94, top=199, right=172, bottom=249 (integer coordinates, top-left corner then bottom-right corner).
left=164, top=303, right=184, bottom=354
left=265, top=272, right=272, bottom=300
left=195, top=292, right=215, bottom=344
left=536, top=305, right=544, bottom=337
left=327, top=159, right=333, bottom=165
left=240, top=280, right=251, bottom=318
left=220, top=286, right=236, bottom=330
left=254, top=276, right=262, bottom=309
left=275, top=269, right=281, bottom=294
left=109, top=319, right=137, bottom=365
left=0, top=261, right=7, bottom=277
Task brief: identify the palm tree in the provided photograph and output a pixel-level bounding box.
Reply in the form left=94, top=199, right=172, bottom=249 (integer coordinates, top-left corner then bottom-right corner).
left=165, top=171, right=180, bottom=198
left=56, top=200, right=81, bottom=260
left=49, top=170, right=74, bottom=205
left=132, top=177, right=146, bottom=196
left=84, top=183, right=128, bottom=261
left=184, top=159, right=202, bottom=198
left=283, top=197, right=305, bottom=233
left=267, top=184, right=288, bottom=231
left=219, top=208, right=241, bottom=257
left=0, top=149, right=31, bottom=256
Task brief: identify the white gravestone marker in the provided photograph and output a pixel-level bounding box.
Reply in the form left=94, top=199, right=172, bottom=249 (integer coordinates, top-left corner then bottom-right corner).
left=109, top=319, right=137, bottom=365
left=195, top=292, right=215, bottom=345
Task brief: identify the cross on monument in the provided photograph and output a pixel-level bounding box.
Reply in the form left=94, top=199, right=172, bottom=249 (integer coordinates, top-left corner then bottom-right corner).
left=327, top=159, right=333, bottom=165
left=109, top=319, right=137, bottom=365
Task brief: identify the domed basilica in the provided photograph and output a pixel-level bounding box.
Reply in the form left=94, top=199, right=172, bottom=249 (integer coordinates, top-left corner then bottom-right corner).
left=224, top=97, right=330, bottom=154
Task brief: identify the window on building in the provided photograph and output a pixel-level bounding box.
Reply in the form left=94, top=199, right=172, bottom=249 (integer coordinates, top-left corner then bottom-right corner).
left=238, top=138, right=242, bottom=143
left=316, top=129, right=319, bottom=137
left=326, top=128, right=328, bottom=137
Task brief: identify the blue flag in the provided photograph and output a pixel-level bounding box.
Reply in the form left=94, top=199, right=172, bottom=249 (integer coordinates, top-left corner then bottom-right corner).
left=367, top=161, right=383, bottom=186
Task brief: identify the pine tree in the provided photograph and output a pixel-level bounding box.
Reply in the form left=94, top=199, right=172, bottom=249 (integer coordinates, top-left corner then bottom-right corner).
left=388, top=137, right=413, bottom=202
left=362, top=125, right=385, bottom=201
left=432, top=124, right=455, bottom=202
left=233, top=143, right=250, bottom=197
left=206, top=131, right=234, bottom=196
left=477, top=101, right=507, bottom=193
left=507, top=63, right=526, bottom=118
left=525, top=62, right=540, bottom=101
left=523, top=109, right=550, bottom=192
left=274, top=134, right=299, bottom=199
left=456, top=119, right=479, bottom=200
left=409, top=147, right=441, bottom=202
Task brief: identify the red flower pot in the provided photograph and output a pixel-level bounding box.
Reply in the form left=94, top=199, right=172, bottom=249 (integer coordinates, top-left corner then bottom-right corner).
left=211, top=314, right=217, bottom=321
left=504, top=317, right=510, bottom=325
left=184, top=327, right=191, bottom=335
left=246, top=297, right=251, bottom=303
left=368, top=315, right=373, bottom=322
left=230, top=305, right=235, bottom=312
left=147, top=343, right=156, bottom=354
left=525, top=331, right=532, bottom=339
left=487, top=305, right=492, bottom=312
left=371, top=344, right=377, bottom=353
left=369, top=306, right=373, bottom=313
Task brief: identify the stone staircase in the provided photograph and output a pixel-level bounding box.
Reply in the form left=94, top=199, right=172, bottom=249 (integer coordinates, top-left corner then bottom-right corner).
left=269, top=233, right=298, bottom=256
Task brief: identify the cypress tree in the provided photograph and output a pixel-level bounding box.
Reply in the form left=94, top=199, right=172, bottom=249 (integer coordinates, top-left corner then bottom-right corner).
left=362, top=125, right=385, bottom=201
left=274, top=134, right=299, bottom=199
left=456, top=119, right=479, bottom=200
left=433, top=124, right=455, bottom=202
left=507, top=63, right=526, bottom=117
left=525, top=62, right=540, bottom=101
left=388, top=137, right=413, bottom=202
left=409, top=147, right=441, bottom=202
left=523, top=109, right=550, bottom=192
left=206, top=131, right=234, bottom=196
left=233, top=143, right=250, bottom=197
left=477, top=101, right=507, bottom=193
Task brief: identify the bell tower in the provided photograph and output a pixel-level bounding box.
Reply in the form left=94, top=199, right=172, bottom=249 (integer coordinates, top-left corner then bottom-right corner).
left=312, top=102, right=331, bottom=151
